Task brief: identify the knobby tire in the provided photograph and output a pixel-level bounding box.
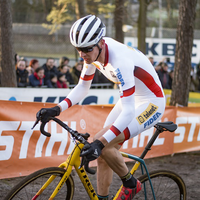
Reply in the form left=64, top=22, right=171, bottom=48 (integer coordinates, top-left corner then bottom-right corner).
left=4, top=167, right=74, bottom=200
left=135, top=170, right=186, bottom=200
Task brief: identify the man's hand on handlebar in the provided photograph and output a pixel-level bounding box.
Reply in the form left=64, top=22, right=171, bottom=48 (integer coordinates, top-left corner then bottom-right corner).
left=36, top=106, right=61, bottom=123
left=80, top=140, right=105, bottom=162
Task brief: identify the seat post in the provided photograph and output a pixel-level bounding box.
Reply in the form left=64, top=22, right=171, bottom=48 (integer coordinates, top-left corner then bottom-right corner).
left=139, top=126, right=164, bottom=159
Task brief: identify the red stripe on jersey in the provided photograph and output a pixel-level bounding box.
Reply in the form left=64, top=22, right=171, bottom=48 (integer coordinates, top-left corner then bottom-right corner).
left=110, top=125, right=121, bottom=136
left=121, top=86, right=135, bottom=98
left=118, top=128, right=131, bottom=145
left=80, top=74, right=94, bottom=81
left=104, top=43, right=109, bottom=67
left=134, top=66, right=164, bottom=97
left=64, top=98, right=72, bottom=108
left=123, top=127, right=131, bottom=140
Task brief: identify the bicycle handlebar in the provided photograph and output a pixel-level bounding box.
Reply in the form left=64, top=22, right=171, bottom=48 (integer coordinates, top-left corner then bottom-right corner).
left=32, top=117, right=96, bottom=175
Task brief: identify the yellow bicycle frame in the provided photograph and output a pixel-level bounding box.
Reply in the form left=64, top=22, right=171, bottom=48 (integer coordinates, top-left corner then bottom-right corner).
left=34, top=142, right=98, bottom=200
left=34, top=144, right=144, bottom=200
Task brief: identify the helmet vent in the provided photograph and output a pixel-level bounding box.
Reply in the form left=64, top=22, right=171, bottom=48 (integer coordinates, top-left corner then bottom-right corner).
left=75, top=17, right=89, bottom=43
left=81, top=18, right=97, bottom=43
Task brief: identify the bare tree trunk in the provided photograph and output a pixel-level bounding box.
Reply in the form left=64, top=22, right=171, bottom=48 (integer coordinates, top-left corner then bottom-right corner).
left=75, top=0, right=86, bottom=19
left=114, top=0, right=124, bottom=43
left=0, top=0, right=17, bottom=87
left=137, top=0, right=147, bottom=54
left=170, top=0, right=197, bottom=106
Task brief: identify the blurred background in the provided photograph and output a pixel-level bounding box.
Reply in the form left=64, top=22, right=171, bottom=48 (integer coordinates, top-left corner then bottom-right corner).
left=11, top=0, right=200, bottom=66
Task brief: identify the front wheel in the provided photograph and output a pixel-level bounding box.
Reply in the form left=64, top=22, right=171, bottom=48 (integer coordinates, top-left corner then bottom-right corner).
left=4, top=167, right=74, bottom=200
left=135, top=170, right=186, bottom=200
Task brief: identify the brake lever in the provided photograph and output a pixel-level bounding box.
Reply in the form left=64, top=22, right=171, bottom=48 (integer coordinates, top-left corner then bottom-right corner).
left=79, top=155, right=87, bottom=170
left=79, top=155, right=96, bottom=175
left=31, top=118, right=39, bottom=129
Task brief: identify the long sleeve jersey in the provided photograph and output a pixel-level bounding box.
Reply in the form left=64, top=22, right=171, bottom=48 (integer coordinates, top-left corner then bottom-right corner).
left=59, top=37, right=164, bottom=143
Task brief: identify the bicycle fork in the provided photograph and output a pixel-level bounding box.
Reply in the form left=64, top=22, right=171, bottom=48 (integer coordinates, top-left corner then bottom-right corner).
left=31, top=143, right=98, bottom=200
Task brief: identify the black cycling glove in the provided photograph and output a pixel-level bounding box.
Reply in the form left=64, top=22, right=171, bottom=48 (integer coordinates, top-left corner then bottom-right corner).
left=36, top=106, right=61, bottom=123
left=80, top=140, right=105, bottom=162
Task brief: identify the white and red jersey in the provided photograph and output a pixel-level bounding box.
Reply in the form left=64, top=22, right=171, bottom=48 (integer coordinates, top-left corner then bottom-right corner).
left=59, top=37, right=165, bottom=143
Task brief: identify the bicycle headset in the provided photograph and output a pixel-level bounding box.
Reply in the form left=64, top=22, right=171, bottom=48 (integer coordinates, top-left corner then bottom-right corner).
left=70, top=15, right=106, bottom=61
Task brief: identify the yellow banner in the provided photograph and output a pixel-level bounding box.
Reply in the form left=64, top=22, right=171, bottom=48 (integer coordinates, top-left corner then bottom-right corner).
left=164, top=89, right=200, bottom=106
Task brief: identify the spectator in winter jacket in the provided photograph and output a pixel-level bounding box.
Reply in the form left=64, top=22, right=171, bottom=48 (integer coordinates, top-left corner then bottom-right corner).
left=58, top=64, right=74, bottom=85
left=50, top=73, right=58, bottom=88
left=16, top=59, right=29, bottom=87
left=57, top=72, right=68, bottom=88
left=27, top=59, right=40, bottom=76
left=42, top=58, right=59, bottom=87
left=70, top=62, right=83, bottom=84
left=156, top=62, right=170, bottom=89
left=29, top=67, right=45, bottom=87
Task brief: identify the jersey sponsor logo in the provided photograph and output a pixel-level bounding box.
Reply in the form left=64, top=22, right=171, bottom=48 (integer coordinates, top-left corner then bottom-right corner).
left=144, top=112, right=161, bottom=128
left=136, top=103, right=158, bottom=125
left=110, top=71, right=116, bottom=78
left=115, top=68, right=125, bottom=86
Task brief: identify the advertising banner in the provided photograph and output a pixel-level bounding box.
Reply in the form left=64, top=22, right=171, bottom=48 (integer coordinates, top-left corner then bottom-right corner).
left=0, top=88, right=119, bottom=104
left=124, top=37, right=200, bottom=65
left=0, top=101, right=200, bottom=179
left=1, top=88, right=200, bottom=106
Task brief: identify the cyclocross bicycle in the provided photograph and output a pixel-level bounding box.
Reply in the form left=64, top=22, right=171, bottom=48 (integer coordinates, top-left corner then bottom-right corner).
left=5, top=117, right=186, bottom=200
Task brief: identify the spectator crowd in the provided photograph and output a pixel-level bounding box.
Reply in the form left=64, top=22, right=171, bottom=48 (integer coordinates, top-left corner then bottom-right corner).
left=15, top=53, right=200, bottom=92
left=149, top=56, right=200, bottom=92
left=15, top=55, right=114, bottom=89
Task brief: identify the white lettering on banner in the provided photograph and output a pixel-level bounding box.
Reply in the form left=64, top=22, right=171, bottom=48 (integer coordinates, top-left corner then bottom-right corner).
left=139, top=127, right=164, bottom=147
left=67, top=121, right=76, bottom=154
left=174, top=117, right=187, bottom=143
left=174, top=117, right=200, bottom=143
left=187, top=117, right=199, bottom=142
left=0, top=121, right=20, bottom=161
left=19, top=121, right=35, bottom=159
left=2, top=117, right=200, bottom=161
left=45, top=122, right=69, bottom=157
left=132, top=135, right=138, bottom=148
left=122, top=126, right=164, bottom=149
left=124, top=37, right=200, bottom=64
left=0, top=121, right=77, bottom=161
left=35, top=125, right=46, bottom=158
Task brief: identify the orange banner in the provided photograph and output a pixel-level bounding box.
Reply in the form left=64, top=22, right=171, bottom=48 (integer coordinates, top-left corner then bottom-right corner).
left=0, top=100, right=200, bottom=179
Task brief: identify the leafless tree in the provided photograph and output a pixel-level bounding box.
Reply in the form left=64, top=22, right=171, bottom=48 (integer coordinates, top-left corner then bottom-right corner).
left=137, top=0, right=151, bottom=54
left=170, top=0, right=197, bottom=106
left=114, top=0, right=124, bottom=43
left=75, top=0, right=86, bottom=19
left=0, top=0, right=17, bottom=87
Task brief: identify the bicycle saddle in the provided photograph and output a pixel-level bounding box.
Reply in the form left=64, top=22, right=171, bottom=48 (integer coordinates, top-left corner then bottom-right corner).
left=155, top=121, right=177, bottom=132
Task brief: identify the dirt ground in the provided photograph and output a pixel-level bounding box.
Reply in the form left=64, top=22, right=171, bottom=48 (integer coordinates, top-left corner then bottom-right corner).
left=1, top=151, right=200, bottom=200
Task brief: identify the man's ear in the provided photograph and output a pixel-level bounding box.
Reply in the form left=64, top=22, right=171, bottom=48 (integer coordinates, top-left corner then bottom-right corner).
left=99, top=39, right=105, bottom=48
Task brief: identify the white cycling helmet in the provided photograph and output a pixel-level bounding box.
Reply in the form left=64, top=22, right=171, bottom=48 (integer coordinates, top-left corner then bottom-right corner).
left=70, top=15, right=106, bottom=48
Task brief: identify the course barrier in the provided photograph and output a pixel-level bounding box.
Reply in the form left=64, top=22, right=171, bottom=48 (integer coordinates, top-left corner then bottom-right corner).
left=1, top=87, right=200, bottom=106
left=0, top=100, right=200, bottom=179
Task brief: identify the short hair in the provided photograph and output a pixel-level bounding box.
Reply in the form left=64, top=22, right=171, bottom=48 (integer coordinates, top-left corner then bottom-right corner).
left=46, top=57, right=55, bottom=62
left=35, top=66, right=44, bottom=73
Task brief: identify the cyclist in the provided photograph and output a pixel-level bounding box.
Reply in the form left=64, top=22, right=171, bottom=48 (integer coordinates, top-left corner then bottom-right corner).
left=37, top=15, right=165, bottom=200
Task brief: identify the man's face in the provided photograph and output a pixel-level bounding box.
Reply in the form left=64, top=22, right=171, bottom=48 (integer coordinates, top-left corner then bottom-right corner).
left=76, top=40, right=104, bottom=64
left=46, top=59, right=54, bottom=68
